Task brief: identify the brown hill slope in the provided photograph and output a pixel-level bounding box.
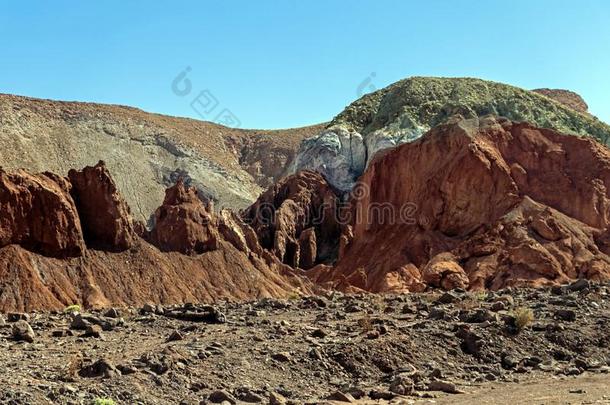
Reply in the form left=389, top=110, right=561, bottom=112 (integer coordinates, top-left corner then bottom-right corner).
left=0, top=93, right=324, bottom=223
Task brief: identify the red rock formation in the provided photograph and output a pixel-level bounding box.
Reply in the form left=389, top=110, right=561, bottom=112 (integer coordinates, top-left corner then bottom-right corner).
left=0, top=167, right=313, bottom=312
left=533, top=88, right=589, bottom=114
left=311, top=117, right=610, bottom=292
left=68, top=161, right=136, bottom=251
left=150, top=179, right=219, bottom=254
left=243, top=170, right=341, bottom=269
left=0, top=169, right=85, bottom=257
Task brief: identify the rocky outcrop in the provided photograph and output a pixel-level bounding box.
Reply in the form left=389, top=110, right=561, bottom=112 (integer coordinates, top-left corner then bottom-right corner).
left=0, top=169, right=85, bottom=257
left=533, top=88, right=589, bottom=114
left=150, top=179, right=219, bottom=255
left=68, top=161, right=135, bottom=251
left=290, top=127, right=367, bottom=192
left=292, top=77, right=610, bottom=192
left=243, top=171, right=341, bottom=269
left=310, top=117, right=610, bottom=292
left=0, top=166, right=313, bottom=312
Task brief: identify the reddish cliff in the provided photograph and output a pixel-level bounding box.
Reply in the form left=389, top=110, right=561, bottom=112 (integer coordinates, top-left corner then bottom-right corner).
left=150, top=179, right=219, bottom=254
left=0, top=166, right=312, bottom=312
left=68, top=161, right=136, bottom=251
left=310, top=117, right=610, bottom=292
left=0, top=169, right=85, bottom=258
left=243, top=170, right=341, bottom=269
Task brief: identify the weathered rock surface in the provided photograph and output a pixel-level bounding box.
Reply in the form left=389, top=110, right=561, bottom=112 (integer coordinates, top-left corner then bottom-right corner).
left=0, top=166, right=312, bottom=312
left=0, top=168, right=85, bottom=257
left=150, top=179, right=219, bottom=254
left=68, top=161, right=136, bottom=251
left=292, top=77, right=610, bottom=192
left=244, top=170, right=341, bottom=269
left=533, top=88, right=589, bottom=114
left=311, top=117, right=610, bottom=292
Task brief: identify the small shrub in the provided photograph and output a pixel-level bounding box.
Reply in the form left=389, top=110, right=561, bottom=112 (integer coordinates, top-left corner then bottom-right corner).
left=286, top=290, right=301, bottom=300
left=64, top=304, right=81, bottom=314
left=475, top=291, right=488, bottom=301
left=93, top=399, right=116, bottom=405
left=513, top=307, right=534, bottom=332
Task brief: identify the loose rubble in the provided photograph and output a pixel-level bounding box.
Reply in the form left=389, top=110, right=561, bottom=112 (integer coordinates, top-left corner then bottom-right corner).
left=0, top=282, right=609, bottom=404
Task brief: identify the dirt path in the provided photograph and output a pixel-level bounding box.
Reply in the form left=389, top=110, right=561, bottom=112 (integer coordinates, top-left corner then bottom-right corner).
left=427, top=374, right=610, bottom=404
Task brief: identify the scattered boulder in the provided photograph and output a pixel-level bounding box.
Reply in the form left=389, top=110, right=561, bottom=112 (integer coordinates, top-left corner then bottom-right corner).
left=78, top=358, right=120, bottom=378
left=208, top=389, right=237, bottom=404
left=11, top=320, right=35, bottom=342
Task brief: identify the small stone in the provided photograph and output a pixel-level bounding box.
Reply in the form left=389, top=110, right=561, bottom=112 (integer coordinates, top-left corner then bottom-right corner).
left=502, top=355, right=519, bottom=369
left=70, top=313, right=91, bottom=330
left=326, top=391, right=355, bottom=402
left=104, top=308, right=121, bottom=318
left=11, top=320, right=35, bottom=342
left=428, top=380, right=463, bottom=394
left=366, top=330, right=380, bottom=339
left=555, top=309, right=576, bottom=322
left=436, top=292, right=460, bottom=304
left=568, top=279, right=590, bottom=292
left=52, top=329, right=74, bottom=338
left=428, top=308, right=446, bottom=320
left=7, top=313, right=30, bottom=322
left=79, top=358, right=120, bottom=378
left=141, top=303, right=156, bottom=314
left=0, top=315, right=5, bottom=327
left=311, top=328, right=327, bottom=338
left=83, top=324, right=103, bottom=338
left=268, top=392, right=287, bottom=405
left=208, top=389, right=237, bottom=404
left=569, top=388, right=586, bottom=394
left=369, top=389, right=395, bottom=400
left=271, top=352, right=291, bottom=362
left=167, top=330, right=185, bottom=342
left=238, top=388, right=264, bottom=403
left=389, top=374, right=414, bottom=395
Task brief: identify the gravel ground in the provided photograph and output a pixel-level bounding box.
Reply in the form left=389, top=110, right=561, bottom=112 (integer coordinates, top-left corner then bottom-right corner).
left=1, top=280, right=609, bottom=404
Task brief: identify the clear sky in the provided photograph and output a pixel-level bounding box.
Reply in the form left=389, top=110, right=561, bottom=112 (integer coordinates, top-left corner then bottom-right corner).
left=1, top=0, right=609, bottom=129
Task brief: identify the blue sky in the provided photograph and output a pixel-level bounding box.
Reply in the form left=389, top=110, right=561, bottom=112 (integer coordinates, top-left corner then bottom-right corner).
left=1, top=1, right=609, bottom=129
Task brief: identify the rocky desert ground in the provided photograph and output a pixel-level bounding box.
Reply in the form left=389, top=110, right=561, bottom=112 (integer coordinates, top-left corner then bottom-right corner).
left=2, top=280, right=609, bottom=404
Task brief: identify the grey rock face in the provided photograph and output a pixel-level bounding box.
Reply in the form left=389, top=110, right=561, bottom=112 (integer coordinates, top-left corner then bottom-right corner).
left=290, top=126, right=366, bottom=192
